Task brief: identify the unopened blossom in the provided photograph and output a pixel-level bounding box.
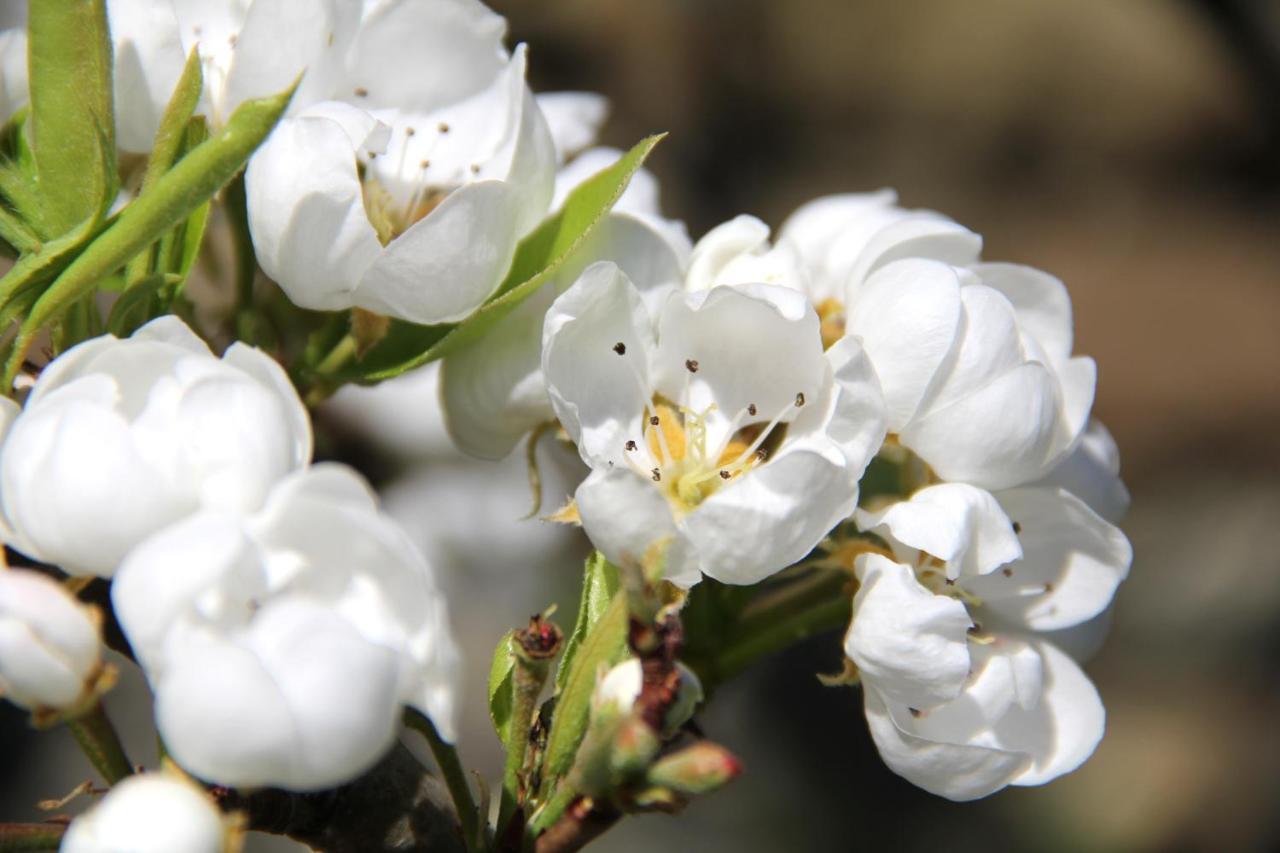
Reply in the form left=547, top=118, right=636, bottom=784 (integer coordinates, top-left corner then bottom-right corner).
left=593, top=657, right=704, bottom=736
left=112, top=464, right=460, bottom=789
left=846, top=553, right=1112, bottom=800
left=61, top=771, right=235, bottom=853
left=439, top=145, right=690, bottom=459
left=247, top=1, right=556, bottom=324
left=542, top=263, right=884, bottom=586
left=0, top=317, right=310, bottom=577
left=0, top=568, right=107, bottom=718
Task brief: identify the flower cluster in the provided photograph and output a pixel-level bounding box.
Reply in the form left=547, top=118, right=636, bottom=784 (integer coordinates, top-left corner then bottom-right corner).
left=0, top=318, right=460, bottom=790
left=0, top=0, right=1133, bottom=844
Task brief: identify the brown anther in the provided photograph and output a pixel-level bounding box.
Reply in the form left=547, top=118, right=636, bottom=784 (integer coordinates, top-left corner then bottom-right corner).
left=470, top=163, right=481, bottom=173
left=908, top=708, right=922, bottom=718
left=795, top=392, right=806, bottom=407
left=613, top=341, right=626, bottom=355
left=354, top=86, right=369, bottom=97
left=967, top=623, right=982, bottom=635
left=406, top=126, right=416, bottom=137
left=649, top=415, right=660, bottom=426
left=625, top=440, right=637, bottom=451
left=719, top=470, right=731, bottom=479
left=944, top=578, right=956, bottom=586
left=747, top=403, right=757, bottom=416
left=651, top=468, right=662, bottom=482
left=1012, top=521, right=1022, bottom=534
left=438, top=122, right=451, bottom=133
left=419, top=159, right=430, bottom=169
left=1043, top=582, right=1055, bottom=593
left=1002, top=567, right=1013, bottom=578
left=228, top=34, right=237, bottom=47
left=755, top=449, right=768, bottom=461
left=685, top=359, right=699, bottom=373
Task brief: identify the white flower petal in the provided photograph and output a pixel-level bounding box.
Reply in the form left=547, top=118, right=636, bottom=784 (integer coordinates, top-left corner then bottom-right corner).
left=902, top=361, right=1060, bottom=490
left=918, top=284, right=1026, bottom=416
left=968, top=487, right=1131, bottom=632
left=823, top=334, right=887, bottom=485
left=846, top=555, right=972, bottom=709
left=107, top=0, right=185, bottom=152
left=246, top=104, right=384, bottom=311
left=1035, top=419, right=1129, bottom=523
left=857, top=484, right=1021, bottom=579
left=537, top=91, right=609, bottom=162
left=684, top=446, right=855, bottom=585
left=862, top=684, right=1028, bottom=802
left=0, top=569, right=102, bottom=711
left=847, top=259, right=963, bottom=431
left=0, top=29, right=28, bottom=125
left=575, top=467, right=699, bottom=588
left=543, top=263, right=656, bottom=465
left=971, top=262, right=1073, bottom=363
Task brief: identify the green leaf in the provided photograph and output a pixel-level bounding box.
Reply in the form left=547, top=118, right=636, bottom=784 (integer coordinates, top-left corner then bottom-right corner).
left=4, top=80, right=298, bottom=386
left=555, top=552, right=622, bottom=694
left=0, top=214, right=101, bottom=317
left=52, top=295, right=103, bottom=355
left=27, top=0, right=117, bottom=236
left=141, top=50, right=204, bottom=195
left=323, top=133, right=667, bottom=386
left=539, top=590, right=629, bottom=794
left=487, top=631, right=518, bottom=745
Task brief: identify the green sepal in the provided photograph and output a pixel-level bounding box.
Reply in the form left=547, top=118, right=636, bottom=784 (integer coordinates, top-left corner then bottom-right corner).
left=319, top=133, right=667, bottom=387
left=487, top=630, right=518, bottom=745
left=106, top=273, right=181, bottom=338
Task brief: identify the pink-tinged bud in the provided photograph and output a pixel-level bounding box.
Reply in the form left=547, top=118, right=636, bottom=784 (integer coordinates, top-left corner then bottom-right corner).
left=646, top=742, right=743, bottom=797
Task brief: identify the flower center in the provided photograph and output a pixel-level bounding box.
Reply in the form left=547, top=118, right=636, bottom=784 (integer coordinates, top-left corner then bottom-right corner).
left=359, top=123, right=480, bottom=244
left=816, top=297, right=846, bottom=350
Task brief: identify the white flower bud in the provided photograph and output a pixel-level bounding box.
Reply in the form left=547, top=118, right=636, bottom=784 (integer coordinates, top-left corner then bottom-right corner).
left=61, top=772, right=234, bottom=853
left=0, top=568, right=105, bottom=717
left=0, top=317, right=311, bottom=577
left=593, top=657, right=703, bottom=737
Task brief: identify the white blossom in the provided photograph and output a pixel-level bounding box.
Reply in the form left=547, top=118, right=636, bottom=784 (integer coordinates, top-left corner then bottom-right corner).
left=542, top=263, right=884, bottom=586
left=112, top=464, right=460, bottom=789
left=246, top=1, right=557, bottom=325
left=0, top=317, right=310, bottom=577
left=61, top=771, right=234, bottom=853
left=0, top=568, right=106, bottom=718
left=439, top=146, right=690, bottom=460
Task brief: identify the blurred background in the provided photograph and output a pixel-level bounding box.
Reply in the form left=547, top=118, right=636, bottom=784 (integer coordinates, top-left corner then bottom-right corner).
left=4, top=0, right=1280, bottom=850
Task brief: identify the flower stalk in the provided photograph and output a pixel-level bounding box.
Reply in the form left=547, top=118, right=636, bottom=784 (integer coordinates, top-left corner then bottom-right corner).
left=66, top=701, right=133, bottom=786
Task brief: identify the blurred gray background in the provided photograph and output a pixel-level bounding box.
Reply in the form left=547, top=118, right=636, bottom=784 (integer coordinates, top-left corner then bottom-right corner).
left=4, top=1, right=1279, bottom=850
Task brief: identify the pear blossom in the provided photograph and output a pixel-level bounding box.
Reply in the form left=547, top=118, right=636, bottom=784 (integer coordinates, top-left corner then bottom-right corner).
left=61, top=771, right=234, bottom=853
left=439, top=147, right=690, bottom=459
left=542, top=262, right=884, bottom=586
left=845, top=553, right=1112, bottom=800
left=112, top=464, right=460, bottom=789
left=246, top=2, right=557, bottom=325
left=0, top=568, right=106, bottom=718
left=0, top=316, right=310, bottom=577
left=593, top=657, right=704, bottom=736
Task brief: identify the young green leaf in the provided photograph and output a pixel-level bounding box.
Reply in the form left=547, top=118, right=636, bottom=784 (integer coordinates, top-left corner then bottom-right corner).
left=3, top=80, right=298, bottom=386
left=106, top=273, right=180, bottom=338
left=487, top=631, right=518, bottom=745
left=555, top=553, right=622, bottom=694
left=538, top=591, right=629, bottom=795
left=27, top=0, right=117, bottom=236
left=321, top=133, right=667, bottom=386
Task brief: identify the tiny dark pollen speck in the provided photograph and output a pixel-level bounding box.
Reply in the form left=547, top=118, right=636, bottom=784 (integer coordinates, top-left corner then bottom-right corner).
left=747, top=403, right=757, bottom=416
left=685, top=359, right=699, bottom=373
left=719, top=470, right=730, bottom=479
left=625, top=440, right=637, bottom=451
left=651, top=469, right=661, bottom=482
left=612, top=342, right=626, bottom=355
left=649, top=416, right=660, bottom=426
left=1012, top=521, right=1022, bottom=534
left=354, top=87, right=369, bottom=97
left=1002, top=567, right=1013, bottom=578
left=439, top=122, right=451, bottom=133
left=795, top=392, right=806, bottom=407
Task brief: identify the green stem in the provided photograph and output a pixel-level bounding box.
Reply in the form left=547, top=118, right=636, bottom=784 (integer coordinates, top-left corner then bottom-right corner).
left=734, top=569, right=850, bottom=637
left=223, top=174, right=259, bottom=341
left=66, top=701, right=133, bottom=785
left=526, top=784, right=577, bottom=839
left=404, top=709, right=483, bottom=853
left=712, top=594, right=852, bottom=686
left=497, top=661, right=548, bottom=845
left=0, top=822, right=65, bottom=852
